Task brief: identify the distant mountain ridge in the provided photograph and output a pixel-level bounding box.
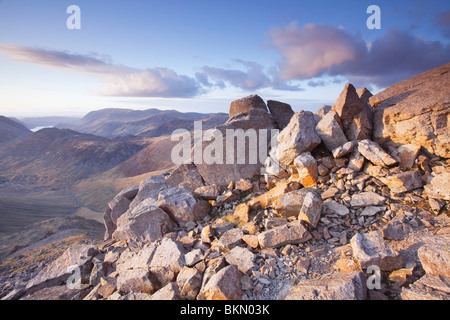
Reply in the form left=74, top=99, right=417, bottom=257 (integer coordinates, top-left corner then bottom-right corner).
left=60, top=108, right=228, bottom=138
left=0, top=128, right=145, bottom=186
left=0, top=116, right=31, bottom=144
left=19, top=116, right=81, bottom=130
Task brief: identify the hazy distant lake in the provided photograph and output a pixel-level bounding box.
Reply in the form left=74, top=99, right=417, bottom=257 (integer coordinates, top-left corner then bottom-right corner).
left=31, top=126, right=54, bottom=132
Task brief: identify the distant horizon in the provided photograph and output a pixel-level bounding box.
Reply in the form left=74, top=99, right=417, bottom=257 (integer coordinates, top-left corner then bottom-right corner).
left=1, top=1, right=449, bottom=118
left=5, top=95, right=338, bottom=119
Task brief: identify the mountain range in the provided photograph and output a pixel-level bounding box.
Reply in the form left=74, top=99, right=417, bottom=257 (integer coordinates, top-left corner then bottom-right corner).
left=0, top=116, right=31, bottom=144
left=58, top=108, right=228, bottom=138
left=0, top=107, right=228, bottom=242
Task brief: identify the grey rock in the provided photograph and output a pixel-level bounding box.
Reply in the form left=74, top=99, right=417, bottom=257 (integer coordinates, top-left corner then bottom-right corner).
left=177, top=267, right=202, bottom=300
left=194, top=185, right=219, bottom=200
left=418, top=235, right=450, bottom=277
left=115, top=184, right=139, bottom=201
left=381, top=214, right=413, bottom=240
left=371, top=62, right=450, bottom=158
left=25, top=244, right=99, bottom=294
left=357, top=139, right=398, bottom=167
left=185, top=249, right=204, bottom=267
left=150, top=282, right=181, bottom=300
left=258, top=220, right=312, bottom=248
left=351, top=230, right=404, bottom=271
left=129, top=175, right=167, bottom=210
left=156, top=187, right=211, bottom=225
left=225, top=246, right=256, bottom=275
left=229, top=94, right=268, bottom=119
left=350, top=192, right=386, bottom=208
left=332, top=83, right=373, bottom=141
left=360, top=206, right=385, bottom=217
left=347, top=150, right=365, bottom=172
left=149, top=237, right=186, bottom=276
left=286, top=271, right=367, bottom=300
left=323, top=200, right=350, bottom=216
left=195, top=107, right=275, bottom=187
left=401, top=274, right=450, bottom=300
left=315, top=111, right=348, bottom=151
left=314, top=105, right=332, bottom=119
left=271, top=188, right=320, bottom=219
left=117, top=269, right=158, bottom=295
left=104, top=196, right=131, bottom=240
left=424, top=172, right=450, bottom=201
left=113, top=201, right=175, bottom=243
left=217, top=228, right=244, bottom=249
left=165, top=163, right=205, bottom=192
left=332, top=141, right=357, bottom=159
left=267, top=100, right=295, bottom=130
left=276, top=111, right=321, bottom=166
left=198, top=265, right=243, bottom=300
left=298, top=191, right=323, bottom=227
left=379, top=170, right=423, bottom=193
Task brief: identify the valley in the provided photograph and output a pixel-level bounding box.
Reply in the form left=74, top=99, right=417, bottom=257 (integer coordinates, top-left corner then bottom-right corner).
left=0, top=108, right=227, bottom=247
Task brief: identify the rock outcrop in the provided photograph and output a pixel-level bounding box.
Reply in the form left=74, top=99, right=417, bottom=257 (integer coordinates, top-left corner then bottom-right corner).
left=276, top=111, right=321, bottom=167
left=266, top=100, right=295, bottom=130
left=195, top=98, right=276, bottom=187
left=370, top=62, right=450, bottom=158
left=332, top=83, right=373, bottom=141
left=2, top=63, right=449, bottom=301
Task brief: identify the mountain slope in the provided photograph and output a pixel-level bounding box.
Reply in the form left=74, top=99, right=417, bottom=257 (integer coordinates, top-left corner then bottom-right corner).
left=0, top=116, right=31, bottom=144
left=0, top=128, right=145, bottom=187
left=62, top=108, right=228, bottom=138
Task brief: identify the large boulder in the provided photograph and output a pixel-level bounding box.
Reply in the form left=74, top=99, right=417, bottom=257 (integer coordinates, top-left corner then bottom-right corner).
left=229, top=94, right=268, bottom=119
left=267, top=100, right=295, bottom=130
left=195, top=107, right=275, bottom=186
left=116, top=269, right=158, bottom=295
left=332, top=83, right=373, bottom=141
left=424, top=172, right=450, bottom=201
left=370, top=62, right=450, bottom=158
left=315, top=110, right=348, bottom=151
left=197, top=265, right=243, bottom=300
left=271, top=188, right=321, bottom=218
left=129, top=175, right=167, bottom=211
left=357, top=139, right=398, bottom=167
left=418, top=235, right=450, bottom=277
left=112, top=200, right=175, bottom=243
left=103, top=185, right=139, bottom=240
left=155, top=187, right=211, bottom=225
left=276, top=110, right=321, bottom=167
left=350, top=230, right=404, bottom=271
left=258, top=220, right=312, bottom=248
left=286, top=271, right=367, bottom=300
left=165, top=163, right=205, bottom=192
left=103, top=196, right=130, bottom=240
left=25, top=244, right=99, bottom=294
left=401, top=274, right=450, bottom=300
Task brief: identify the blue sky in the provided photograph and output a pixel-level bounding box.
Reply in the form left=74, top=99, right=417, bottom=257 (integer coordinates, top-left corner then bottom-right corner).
left=0, top=0, right=449, bottom=117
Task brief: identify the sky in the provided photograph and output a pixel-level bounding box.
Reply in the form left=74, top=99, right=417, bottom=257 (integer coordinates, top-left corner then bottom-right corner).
left=0, top=0, right=449, bottom=118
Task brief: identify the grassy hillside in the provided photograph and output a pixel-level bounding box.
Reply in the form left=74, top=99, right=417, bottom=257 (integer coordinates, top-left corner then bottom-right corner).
left=0, top=188, right=79, bottom=240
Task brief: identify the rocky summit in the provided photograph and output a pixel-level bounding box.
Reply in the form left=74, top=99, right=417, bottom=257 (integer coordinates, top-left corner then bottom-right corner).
left=1, top=63, right=449, bottom=301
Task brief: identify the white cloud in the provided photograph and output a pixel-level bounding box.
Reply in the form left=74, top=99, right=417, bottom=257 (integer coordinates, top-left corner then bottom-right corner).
left=0, top=44, right=200, bottom=98
left=267, top=23, right=450, bottom=87
left=268, top=23, right=365, bottom=80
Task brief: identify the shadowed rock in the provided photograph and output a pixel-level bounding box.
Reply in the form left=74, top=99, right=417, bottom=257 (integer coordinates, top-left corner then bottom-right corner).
left=267, top=100, right=295, bottom=130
